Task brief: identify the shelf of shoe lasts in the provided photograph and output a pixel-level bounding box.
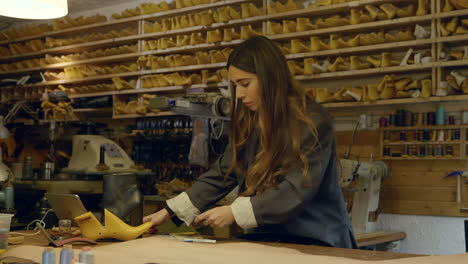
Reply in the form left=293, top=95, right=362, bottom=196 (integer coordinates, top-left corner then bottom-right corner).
left=294, top=62, right=435, bottom=81
left=19, top=62, right=227, bottom=88
left=72, top=107, right=113, bottom=113
left=68, top=82, right=229, bottom=99
left=381, top=156, right=464, bottom=160
left=268, top=14, right=434, bottom=42
left=437, top=34, right=468, bottom=44
left=0, top=3, right=435, bottom=64
left=383, top=141, right=463, bottom=145
left=438, top=59, right=468, bottom=67
left=0, top=50, right=48, bottom=63
left=0, top=0, right=420, bottom=63
left=285, top=38, right=435, bottom=60
left=435, top=8, right=468, bottom=19
left=136, top=0, right=423, bottom=41
left=0, top=39, right=242, bottom=75
left=255, top=0, right=419, bottom=22
left=140, top=39, right=244, bottom=56
left=0, top=0, right=253, bottom=47
left=113, top=111, right=177, bottom=119
left=0, top=52, right=141, bottom=75
left=0, top=36, right=140, bottom=63
left=0, top=37, right=436, bottom=76
left=322, top=95, right=468, bottom=108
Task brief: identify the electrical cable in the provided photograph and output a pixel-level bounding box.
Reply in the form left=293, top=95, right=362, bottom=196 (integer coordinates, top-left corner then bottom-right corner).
left=10, top=209, right=53, bottom=236
left=209, top=119, right=224, bottom=140
left=345, top=118, right=361, bottom=160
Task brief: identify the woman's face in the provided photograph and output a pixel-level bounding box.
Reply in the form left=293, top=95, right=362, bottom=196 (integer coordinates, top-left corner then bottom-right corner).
left=228, top=66, right=260, bottom=111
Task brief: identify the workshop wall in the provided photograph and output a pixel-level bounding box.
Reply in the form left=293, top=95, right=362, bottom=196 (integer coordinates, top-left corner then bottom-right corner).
left=336, top=118, right=468, bottom=254
left=377, top=214, right=467, bottom=255
left=66, top=0, right=468, bottom=255
left=5, top=0, right=468, bottom=255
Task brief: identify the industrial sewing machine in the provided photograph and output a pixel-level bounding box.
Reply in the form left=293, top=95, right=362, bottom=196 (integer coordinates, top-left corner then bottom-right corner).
left=340, top=159, right=388, bottom=235
left=63, top=134, right=139, bottom=174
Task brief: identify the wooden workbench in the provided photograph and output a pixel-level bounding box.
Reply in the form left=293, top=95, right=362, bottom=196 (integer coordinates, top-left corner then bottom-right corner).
left=11, top=231, right=419, bottom=261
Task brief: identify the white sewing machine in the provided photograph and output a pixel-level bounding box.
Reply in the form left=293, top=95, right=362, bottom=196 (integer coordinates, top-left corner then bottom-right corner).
left=340, top=159, right=388, bottom=235
left=63, top=135, right=138, bottom=174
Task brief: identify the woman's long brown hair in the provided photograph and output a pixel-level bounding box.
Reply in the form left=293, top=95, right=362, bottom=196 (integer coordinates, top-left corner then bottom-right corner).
left=226, top=36, right=319, bottom=196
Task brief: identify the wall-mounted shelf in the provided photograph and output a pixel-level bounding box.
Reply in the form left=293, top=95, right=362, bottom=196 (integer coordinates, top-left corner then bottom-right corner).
left=380, top=122, right=467, bottom=160
left=323, top=95, right=468, bottom=109
left=269, top=15, right=433, bottom=41
left=113, top=111, right=176, bottom=119
left=285, top=39, right=434, bottom=60
left=383, top=141, right=462, bottom=145
left=1, top=0, right=467, bottom=119
left=295, top=63, right=434, bottom=81
left=68, top=82, right=227, bottom=99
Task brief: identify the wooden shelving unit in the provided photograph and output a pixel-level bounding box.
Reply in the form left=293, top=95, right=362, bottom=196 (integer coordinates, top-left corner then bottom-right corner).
left=0, top=0, right=467, bottom=119
left=379, top=124, right=467, bottom=160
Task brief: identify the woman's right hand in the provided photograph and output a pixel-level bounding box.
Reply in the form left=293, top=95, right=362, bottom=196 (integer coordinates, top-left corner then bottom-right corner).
left=143, top=208, right=171, bottom=227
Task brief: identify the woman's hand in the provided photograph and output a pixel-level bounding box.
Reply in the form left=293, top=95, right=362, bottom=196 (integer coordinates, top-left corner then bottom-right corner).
left=193, top=206, right=235, bottom=228
left=143, top=208, right=171, bottom=229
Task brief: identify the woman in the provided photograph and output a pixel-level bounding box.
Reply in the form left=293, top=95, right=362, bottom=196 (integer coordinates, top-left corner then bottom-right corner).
left=143, top=36, right=356, bottom=248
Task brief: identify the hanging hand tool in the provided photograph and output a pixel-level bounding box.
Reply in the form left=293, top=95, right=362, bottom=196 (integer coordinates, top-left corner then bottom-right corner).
left=446, top=171, right=468, bottom=204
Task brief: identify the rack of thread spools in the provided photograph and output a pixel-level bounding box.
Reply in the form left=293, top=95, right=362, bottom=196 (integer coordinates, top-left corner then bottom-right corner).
left=379, top=107, right=468, bottom=160
left=130, top=116, right=205, bottom=182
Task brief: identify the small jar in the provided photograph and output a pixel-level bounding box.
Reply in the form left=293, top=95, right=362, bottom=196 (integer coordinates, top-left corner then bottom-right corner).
left=22, top=156, right=33, bottom=179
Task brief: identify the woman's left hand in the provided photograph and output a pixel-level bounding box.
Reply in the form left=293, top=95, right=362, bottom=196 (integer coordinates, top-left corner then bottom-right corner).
left=194, top=206, right=235, bottom=228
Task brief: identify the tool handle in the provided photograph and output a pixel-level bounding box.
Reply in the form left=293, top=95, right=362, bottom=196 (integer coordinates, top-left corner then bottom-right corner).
left=99, top=145, right=106, bottom=164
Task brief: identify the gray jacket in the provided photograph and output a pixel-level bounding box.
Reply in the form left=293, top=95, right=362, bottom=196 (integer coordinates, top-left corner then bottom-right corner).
left=185, top=101, right=356, bottom=248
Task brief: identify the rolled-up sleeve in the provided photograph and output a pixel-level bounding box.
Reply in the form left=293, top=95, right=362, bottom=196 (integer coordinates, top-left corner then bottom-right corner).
left=167, top=142, right=238, bottom=225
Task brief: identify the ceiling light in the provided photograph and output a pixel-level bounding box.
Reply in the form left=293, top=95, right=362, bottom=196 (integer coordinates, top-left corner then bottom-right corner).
left=0, top=0, right=68, bottom=20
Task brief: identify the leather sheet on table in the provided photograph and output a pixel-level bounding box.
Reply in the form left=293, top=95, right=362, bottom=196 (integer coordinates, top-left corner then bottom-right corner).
left=5, top=236, right=468, bottom=264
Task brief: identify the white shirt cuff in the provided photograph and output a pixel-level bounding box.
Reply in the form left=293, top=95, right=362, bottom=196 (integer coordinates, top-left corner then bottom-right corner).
left=230, top=197, right=258, bottom=229
left=166, top=192, right=200, bottom=226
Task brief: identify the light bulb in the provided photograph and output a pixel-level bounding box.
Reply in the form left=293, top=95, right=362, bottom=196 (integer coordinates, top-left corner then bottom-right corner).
left=0, top=0, right=68, bottom=20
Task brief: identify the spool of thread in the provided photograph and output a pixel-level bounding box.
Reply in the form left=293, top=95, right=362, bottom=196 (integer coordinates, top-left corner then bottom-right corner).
left=389, top=114, right=395, bottom=126
left=422, top=130, right=430, bottom=142
left=383, top=146, right=390, bottom=157
left=412, top=113, right=418, bottom=126
left=379, top=117, right=388, bottom=128
left=399, top=131, right=407, bottom=141
left=402, top=145, right=409, bottom=157
left=437, top=130, right=445, bottom=141
left=436, top=106, right=445, bottom=125
left=427, top=145, right=434, bottom=156
left=413, top=130, right=420, bottom=141
left=419, top=145, right=426, bottom=157
left=445, top=145, right=453, bottom=157
left=448, top=115, right=455, bottom=125
left=417, top=112, right=423, bottom=126
left=60, top=245, right=74, bottom=264
left=410, top=145, right=418, bottom=156
left=79, top=247, right=95, bottom=264
left=427, top=112, right=436, bottom=125
left=454, top=129, right=461, bottom=140
left=462, top=111, right=468, bottom=125
left=436, top=145, right=444, bottom=156
left=405, top=111, right=413, bottom=127
left=42, top=247, right=56, bottom=264
left=431, top=130, right=437, bottom=141
left=383, top=131, right=391, bottom=142
left=447, top=130, right=452, bottom=141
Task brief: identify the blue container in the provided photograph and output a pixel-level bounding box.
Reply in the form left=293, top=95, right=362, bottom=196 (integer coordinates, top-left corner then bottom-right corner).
left=60, top=245, right=74, bottom=264
left=42, top=247, right=56, bottom=264
left=436, top=106, right=445, bottom=125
